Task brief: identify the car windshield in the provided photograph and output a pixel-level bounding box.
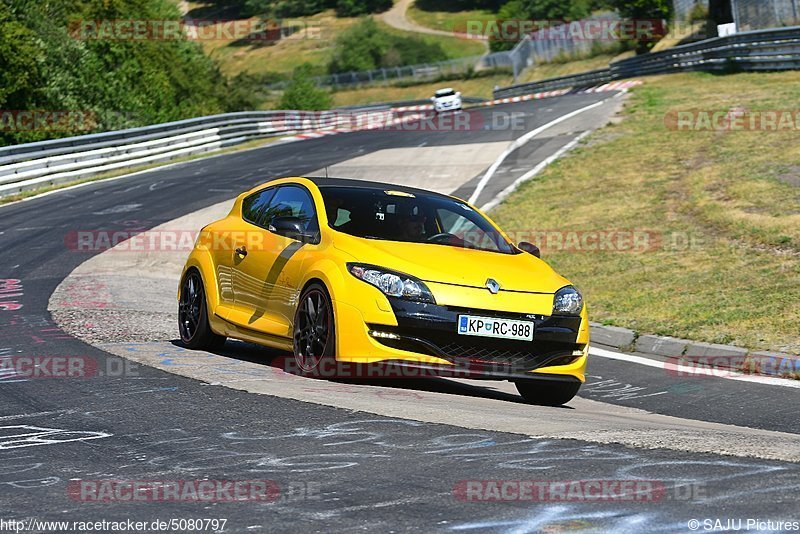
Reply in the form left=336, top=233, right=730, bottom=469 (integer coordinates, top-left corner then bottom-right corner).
left=435, top=90, right=456, bottom=98
left=319, top=186, right=518, bottom=254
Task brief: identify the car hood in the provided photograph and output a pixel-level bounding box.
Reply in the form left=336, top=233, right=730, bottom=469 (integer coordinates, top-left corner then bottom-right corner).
left=333, top=234, right=570, bottom=294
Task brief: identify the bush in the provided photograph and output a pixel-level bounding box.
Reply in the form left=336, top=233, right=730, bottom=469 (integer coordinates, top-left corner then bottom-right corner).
left=328, top=18, right=448, bottom=73
left=688, top=2, right=709, bottom=23
left=335, top=0, right=392, bottom=17
left=415, top=0, right=504, bottom=11
left=226, top=71, right=286, bottom=110
left=237, top=0, right=391, bottom=18
left=278, top=64, right=332, bottom=110
left=243, top=0, right=330, bottom=18
left=606, top=0, right=672, bottom=54
left=488, top=0, right=606, bottom=52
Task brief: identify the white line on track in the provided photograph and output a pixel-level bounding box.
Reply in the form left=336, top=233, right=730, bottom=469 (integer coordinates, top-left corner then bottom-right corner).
left=467, top=100, right=604, bottom=205
left=589, top=346, right=800, bottom=389
left=479, top=130, right=590, bottom=212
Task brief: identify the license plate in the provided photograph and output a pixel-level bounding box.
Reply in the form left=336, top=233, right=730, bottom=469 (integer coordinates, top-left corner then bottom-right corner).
left=457, top=315, right=534, bottom=341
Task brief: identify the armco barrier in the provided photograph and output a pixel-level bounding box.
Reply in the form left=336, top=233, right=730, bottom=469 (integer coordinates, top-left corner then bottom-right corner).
left=0, top=110, right=400, bottom=198
left=494, top=25, right=800, bottom=99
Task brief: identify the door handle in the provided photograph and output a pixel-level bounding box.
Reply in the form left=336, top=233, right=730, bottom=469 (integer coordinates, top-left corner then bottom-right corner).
left=235, top=246, right=247, bottom=257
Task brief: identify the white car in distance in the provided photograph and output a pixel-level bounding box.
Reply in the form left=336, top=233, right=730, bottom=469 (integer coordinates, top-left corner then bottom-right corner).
left=431, top=88, right=462, bottom=113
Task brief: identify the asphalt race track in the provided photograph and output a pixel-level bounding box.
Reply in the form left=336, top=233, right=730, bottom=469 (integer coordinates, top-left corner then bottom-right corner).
left=0, top=94, right=798, bottom=533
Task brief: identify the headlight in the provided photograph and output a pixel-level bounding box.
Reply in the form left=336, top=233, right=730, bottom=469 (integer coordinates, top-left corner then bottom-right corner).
left=553, top=285, right=583, bottom=315
left=348, top=263, right=435, bottom=303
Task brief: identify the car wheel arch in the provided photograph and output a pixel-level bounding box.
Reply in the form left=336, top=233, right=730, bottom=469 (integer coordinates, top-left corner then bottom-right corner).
left=180, top=257, right=221, bottom=313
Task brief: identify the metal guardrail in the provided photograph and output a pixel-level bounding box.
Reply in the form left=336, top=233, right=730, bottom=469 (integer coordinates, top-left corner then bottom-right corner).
left=0, top=109, right=404, bottom=198
left=336, top=96, right=486, bottom=112
left=495, top=68, right=614, bottom=98
left=494, top=25, right=800, bottom=99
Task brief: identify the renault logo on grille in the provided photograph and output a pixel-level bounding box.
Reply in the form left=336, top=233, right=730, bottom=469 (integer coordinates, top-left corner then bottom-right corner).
left=485, top=278, right=501, bottom=294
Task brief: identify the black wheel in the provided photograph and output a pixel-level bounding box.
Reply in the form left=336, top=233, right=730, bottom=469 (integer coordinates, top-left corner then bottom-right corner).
left=293, top=283, right=335, bottom=374
left=515, top=380, right=581, bottom=406
left=178, top=270, right=225, bottom=350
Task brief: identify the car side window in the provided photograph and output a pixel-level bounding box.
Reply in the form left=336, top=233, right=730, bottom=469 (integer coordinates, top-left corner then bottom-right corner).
left=242, top=187, right=276, bottom=227
left=263, top=185, right=320, bottom=235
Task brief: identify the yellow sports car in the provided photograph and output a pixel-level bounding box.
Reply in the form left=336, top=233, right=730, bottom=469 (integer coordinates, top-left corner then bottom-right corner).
left=178, top=177, right=589, bottom=405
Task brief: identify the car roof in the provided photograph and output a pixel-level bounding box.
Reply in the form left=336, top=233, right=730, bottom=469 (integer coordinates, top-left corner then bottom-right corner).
left=297, top=176, right=458, bottom=200
left=435, top=88, right=455, bottom=95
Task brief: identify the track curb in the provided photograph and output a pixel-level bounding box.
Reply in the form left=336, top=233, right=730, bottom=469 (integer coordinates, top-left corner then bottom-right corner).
left=589, top=323, right=799, bottom=378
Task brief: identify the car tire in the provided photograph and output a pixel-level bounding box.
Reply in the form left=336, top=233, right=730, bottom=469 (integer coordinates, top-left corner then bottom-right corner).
left=178, top=270, right=226, bottom=350
left=293, top=283, right=336, bottom=376
left=515, top=380, right=581, bottom=406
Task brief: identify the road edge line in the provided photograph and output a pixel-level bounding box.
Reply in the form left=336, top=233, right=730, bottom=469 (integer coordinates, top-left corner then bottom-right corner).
left=467, top=99, right=604, bottom=205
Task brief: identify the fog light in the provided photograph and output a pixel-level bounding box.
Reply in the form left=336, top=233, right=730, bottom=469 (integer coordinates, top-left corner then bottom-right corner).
left=369, top=330, right=401, bottom=340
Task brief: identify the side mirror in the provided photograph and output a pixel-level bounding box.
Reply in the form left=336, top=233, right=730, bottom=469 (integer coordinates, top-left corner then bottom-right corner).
left=518, top=241, right=541, bottom=258
left=269, top=216, right=313, bottom=242
left=455, top=91, right=461, bottom=98
left=430, top=96, right=436, bottom=102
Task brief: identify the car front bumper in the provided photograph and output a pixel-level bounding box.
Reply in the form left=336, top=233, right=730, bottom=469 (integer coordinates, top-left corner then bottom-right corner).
left=333, top=295, right=588, bottom=382
left=434, top=100, right=462, bottom=112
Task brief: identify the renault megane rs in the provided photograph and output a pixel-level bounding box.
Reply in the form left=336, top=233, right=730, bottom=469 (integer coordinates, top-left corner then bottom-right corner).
left=178, top=177, right=589, bottom=405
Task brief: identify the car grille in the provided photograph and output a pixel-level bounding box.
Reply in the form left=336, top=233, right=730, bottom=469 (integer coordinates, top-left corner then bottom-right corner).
left=370, top=310, right=582, bottom=372
left=439, top=341, right=562, bottom=367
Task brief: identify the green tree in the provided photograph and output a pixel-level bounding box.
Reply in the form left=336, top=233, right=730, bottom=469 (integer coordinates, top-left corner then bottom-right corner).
left=0, top=0, right=242, bottom=145
left=490, top=0, right=604, bottom=51
left=244, top=0, right=331, bottom=18
left=0, top=3, right=40, bottom=110
left=328, top=17, right=447, bottom=73
left=335, top=0, right=392, bottom=17
left=278, top=64, right=332, bottom=110
left=329, top=17, right=390, bottom=72
left=606, top=0, right=672, bottom=53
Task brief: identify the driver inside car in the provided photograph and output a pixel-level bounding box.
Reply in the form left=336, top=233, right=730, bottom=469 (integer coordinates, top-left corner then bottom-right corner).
left=394, top=205, right=427, bottom=242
